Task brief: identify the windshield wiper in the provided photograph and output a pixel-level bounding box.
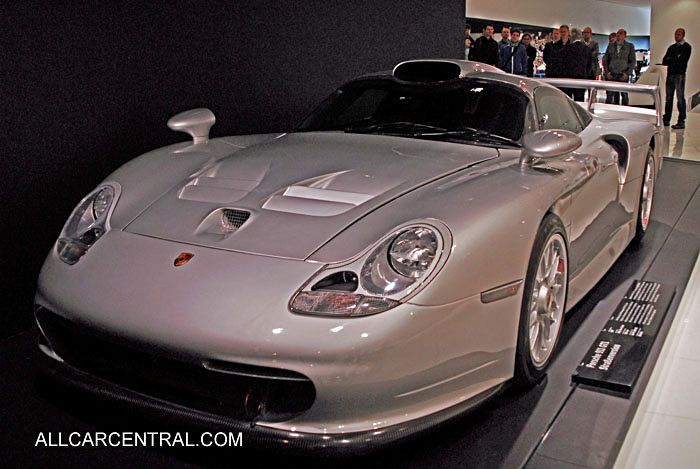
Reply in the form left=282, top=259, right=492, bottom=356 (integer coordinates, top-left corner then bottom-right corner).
left=343, top=122, right=520, bottom=147
left=417, top=127, right=521, bottom=147
left=344, top=121, right=448, bottom=134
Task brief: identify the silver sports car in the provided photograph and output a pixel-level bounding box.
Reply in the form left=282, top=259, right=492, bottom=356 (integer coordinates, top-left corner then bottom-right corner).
left=35, top=60, right=662, bottom=451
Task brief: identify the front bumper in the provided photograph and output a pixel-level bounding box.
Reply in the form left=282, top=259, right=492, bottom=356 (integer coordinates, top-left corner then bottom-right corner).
left=39, top=359, right=500, bottom=455
left=36, top=311, right=501, bottom=455
left=36, top=230, right=519, bottom=440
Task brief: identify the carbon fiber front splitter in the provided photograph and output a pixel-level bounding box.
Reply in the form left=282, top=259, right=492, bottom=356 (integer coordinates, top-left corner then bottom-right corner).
left=37, top=356, right=503, bottom=456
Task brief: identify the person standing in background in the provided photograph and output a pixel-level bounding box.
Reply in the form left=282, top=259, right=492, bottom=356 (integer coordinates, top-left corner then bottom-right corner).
left=543, top=28, right=563, bottom=77
left=582, top=26, right=600, bottom=79
left=562, top=28, right=593, bottom=101
left=499, top=26, right=511, bottom=48
left=499, top=29, right=528, bottom=75
left=465, top=23, right=474, bottom=60
left=469, top=24, right=500, bottom=66
left=522, top=33, right=538, bottom=77
left=662, top=28, right=692, bottom=129
left=603, top=28, right=635, bottom=105
left=559, top=25, right=570, bottom=46
left=603, top=32, right=616, bottom=78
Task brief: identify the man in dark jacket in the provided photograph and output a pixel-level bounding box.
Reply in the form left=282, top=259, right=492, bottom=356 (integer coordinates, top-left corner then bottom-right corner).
left=562, top=28, right=593, bottom=101
left=582, top=26, right=600, bottom=78
left=499, top=29, right=528, bottom=75
left=543, top=28, right=564, bottom=77
left=499, top=26, right=511, bottom=48
left=559, top=25, right=570, bottom=46
left=465, top=23, right=474, bottom=60
left=469, top=24, right=499, bottom=66
left=522, top=33, right=538, bottom=77
left=662, top=28, right=692, bottom=129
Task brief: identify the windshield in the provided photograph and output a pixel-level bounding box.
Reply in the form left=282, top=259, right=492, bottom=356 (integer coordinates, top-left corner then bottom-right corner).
left=298, top=77, right=528, bottom=146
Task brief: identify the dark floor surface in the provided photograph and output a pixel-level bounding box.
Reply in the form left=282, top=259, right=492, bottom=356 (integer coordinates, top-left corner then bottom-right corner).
left=2, top=158, right=698, bottom=469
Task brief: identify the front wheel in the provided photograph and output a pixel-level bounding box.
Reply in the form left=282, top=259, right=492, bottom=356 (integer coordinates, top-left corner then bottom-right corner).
left=634, top=147, right=655, bottom=242
left=513, top=214, right=569, bottom=387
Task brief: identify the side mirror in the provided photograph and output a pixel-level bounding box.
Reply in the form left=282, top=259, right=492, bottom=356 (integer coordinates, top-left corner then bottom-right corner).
left=520, top=129, right=582, bottom=166
left=167, top=108, right=216, bottom=145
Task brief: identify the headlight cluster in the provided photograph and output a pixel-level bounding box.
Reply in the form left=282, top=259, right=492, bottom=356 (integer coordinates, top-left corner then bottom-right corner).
left=56, top=184, right=119, bottom=265
left=290, top=223, right=447, bottom=317
left=362, top=226, right=438, bottom=295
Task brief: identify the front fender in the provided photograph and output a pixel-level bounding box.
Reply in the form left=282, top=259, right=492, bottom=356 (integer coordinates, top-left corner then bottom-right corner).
left=311, top=155, right=573, bottom=306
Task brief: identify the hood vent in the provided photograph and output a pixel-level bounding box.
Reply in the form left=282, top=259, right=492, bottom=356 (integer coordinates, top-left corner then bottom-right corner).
left=262, top=185, right=375, bottom=217
left=196, top=208, right=251, bottom=239
left=221, top=209, right=250, bottom=231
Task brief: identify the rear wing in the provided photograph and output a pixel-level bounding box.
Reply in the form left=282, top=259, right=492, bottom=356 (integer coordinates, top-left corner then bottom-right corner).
left=538, top=78, right=663, bottom=128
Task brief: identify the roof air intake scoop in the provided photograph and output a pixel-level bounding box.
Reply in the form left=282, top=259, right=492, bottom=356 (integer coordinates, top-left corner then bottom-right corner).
left=393, top=60, right=462, bottom=83
left=167, top=108, right=216, bottom=145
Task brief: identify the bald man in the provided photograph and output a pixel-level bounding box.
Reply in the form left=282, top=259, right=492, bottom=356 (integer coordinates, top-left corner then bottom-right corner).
left=662, top=28, right=692, bottom=129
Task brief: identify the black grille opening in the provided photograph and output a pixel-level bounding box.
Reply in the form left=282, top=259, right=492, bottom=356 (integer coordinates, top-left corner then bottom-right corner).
left=221, top=209, right=250, bottom=231
left=311, top=271, right=358, bottom=292
left=35, top=307, right=315, bottom=422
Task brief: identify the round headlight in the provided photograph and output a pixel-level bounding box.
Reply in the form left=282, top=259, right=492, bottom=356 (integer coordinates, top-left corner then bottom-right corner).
left=292, top=222, right=447, bottom=316
left=388, top=227, right=438, bottom=278
left=57, top=183, right=119, bottom=265
left=92, top=187, right=114, bottom=219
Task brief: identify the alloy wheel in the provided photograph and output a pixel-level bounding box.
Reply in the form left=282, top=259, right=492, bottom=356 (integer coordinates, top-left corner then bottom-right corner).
left=528, top=233, right=568, bottom=368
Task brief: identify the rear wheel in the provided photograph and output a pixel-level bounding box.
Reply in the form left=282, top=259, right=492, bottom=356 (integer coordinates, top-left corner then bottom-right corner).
left=514, top=214, right=568, bottom=387
left=634, top=147, right=655, bottom=242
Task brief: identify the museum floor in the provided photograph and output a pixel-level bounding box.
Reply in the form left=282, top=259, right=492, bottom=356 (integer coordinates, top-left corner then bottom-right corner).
left=615, top=234, right=700, bottom=468
left=2, top=149, right=698, bottom=469
left=614, top=114, right=700, bottom=469
left=662, top=113, right=700, bottom=162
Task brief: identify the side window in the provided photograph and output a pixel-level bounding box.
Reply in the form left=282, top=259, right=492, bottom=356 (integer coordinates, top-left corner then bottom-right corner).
left=534, top=87, right=584, bottom=133
left=523, top=100, right=538, bottom=135
left=572, top=101, right=593, bottom=128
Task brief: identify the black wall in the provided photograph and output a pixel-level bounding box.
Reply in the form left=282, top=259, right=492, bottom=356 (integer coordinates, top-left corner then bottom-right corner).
left=2, top=1, right=463, bottom=338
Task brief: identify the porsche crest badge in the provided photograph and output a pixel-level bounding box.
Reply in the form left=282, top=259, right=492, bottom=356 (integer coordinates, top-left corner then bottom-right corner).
left=174, top=252, right=194, bottom=267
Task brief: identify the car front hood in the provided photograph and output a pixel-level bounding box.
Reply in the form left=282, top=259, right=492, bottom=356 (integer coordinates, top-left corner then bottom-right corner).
left=125, top=132, right=498, bottom=259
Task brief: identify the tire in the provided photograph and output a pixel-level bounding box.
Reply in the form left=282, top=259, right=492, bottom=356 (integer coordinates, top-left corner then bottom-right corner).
left=633, top=147, right=655, bottom=243
left=513, top=214, right=569, bottom=388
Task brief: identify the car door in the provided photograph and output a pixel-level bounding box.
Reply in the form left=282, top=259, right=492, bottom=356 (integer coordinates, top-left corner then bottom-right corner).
left=533, top=87, right=621, bottom=285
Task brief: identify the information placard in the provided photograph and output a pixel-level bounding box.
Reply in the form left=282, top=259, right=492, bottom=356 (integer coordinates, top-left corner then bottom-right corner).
left=572, top=281, right=675, bottom=393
